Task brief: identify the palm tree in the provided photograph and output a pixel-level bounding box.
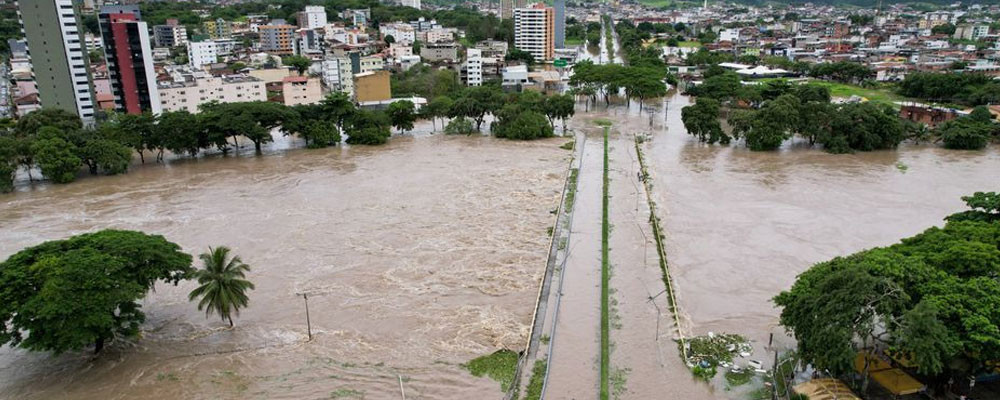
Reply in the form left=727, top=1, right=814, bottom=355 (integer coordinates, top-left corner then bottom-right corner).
left=188, top=246, right=255, bottom=327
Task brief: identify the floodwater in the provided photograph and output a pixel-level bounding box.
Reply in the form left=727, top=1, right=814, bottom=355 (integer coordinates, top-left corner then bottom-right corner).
left=547, top=92, right=999, bottom=399
left=643, top=92, right=1000, bottom=394
left=0, top=134, right=568, bottom=399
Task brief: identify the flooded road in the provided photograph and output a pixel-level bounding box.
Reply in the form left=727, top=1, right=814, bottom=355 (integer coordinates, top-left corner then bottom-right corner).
left=644, top=92, right=999, bottom=394
left=0, top=135, right=568, bottom=399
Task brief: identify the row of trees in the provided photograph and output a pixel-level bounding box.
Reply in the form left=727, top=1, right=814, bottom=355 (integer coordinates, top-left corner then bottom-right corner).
left=0, top=93, right=400, bottom=191
left=684, top=72, right=998, bottom=151
left=1, top=83, right=581, bottom=192
left=898, top=72, right=1000, bottom=106
left=683, top=78, right=908, bottom=152
left=0, top=230, right=256, bottom=354
left=569, top=61, right=670, bottom=111
left=775, top=192, right=1000, bottom=394
left=489, top=90, right=574, bottom=140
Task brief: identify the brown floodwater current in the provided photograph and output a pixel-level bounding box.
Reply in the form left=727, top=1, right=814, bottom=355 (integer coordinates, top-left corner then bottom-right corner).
left=1, top=93, right=998, bottom=399
left=0, top=134, right=567, bottom=399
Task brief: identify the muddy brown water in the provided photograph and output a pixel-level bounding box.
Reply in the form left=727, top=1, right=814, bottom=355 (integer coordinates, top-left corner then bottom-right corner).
left=0, top=135, right=568, bottom=399
left=646, top=92, right=997, bottom=396
left=551, top=93, right=998, bottom=398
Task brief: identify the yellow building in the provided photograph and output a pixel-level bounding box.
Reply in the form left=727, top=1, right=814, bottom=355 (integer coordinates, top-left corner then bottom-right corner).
left=354, top=71, right=391, bottom=102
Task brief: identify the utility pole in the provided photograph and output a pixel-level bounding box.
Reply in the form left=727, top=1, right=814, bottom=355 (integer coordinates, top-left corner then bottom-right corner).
left=302, top=293, right=312, bottom=341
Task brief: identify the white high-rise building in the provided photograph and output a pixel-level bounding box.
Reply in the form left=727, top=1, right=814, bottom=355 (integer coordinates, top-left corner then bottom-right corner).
left=188, top=41, right=219, bottom=69
left=297, top=6, right=327, bottom=29
left=463, top=48, right=483, bottom=86
left=17, top=0, right=96, bottom=123
left=380, top=23, right=416, bottom=44
left=401, top=0, right=421, bottom=10
left=514, top=3, right=554, bottom=61
left=322, top=57, right=354, bottom=97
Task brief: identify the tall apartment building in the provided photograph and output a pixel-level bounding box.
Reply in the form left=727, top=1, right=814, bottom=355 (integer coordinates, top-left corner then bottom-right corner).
left=204, top=18, right=232, bottom=39
left=321, top=56, right=354, bottom=96
left=188, top=41, right=219, bottom=69
left=554, top=0, right=565, bottom=48
left=953, top=24, right=990, bottom=41
left=17, top=0, right=96, bottom=123
left=401, top=0, right=421, bottom=10
left=514, top=3, right=554, bottom=61
left=380, top=23, right=416, bottom=44
left=259, top=22, right=296, bottom=55
left=462, top=48, right=483, bottom=86
left=296, top=6, right=327, bottom=29
left=153, top=19, right=188, bottom=48
left=99, top=5, right=160, bottom=114
left=501, top=0, right=527, bottom=20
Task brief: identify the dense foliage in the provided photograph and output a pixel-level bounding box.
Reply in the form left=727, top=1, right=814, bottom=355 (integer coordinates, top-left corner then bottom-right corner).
left=938, top=107, right=1000, bottom=150
left=490, top=91, right=557, bottom=140
left=685, top=80, right=909, bottom=152
left=570, top=61, right=671, bottom=109
left=898, top=72, right=1000, bottom=106
left=775, top=193, right=1000, bottom=389
left=0, top=230, right=193, bottom=353
left=0, top=93, right=418, bottom=191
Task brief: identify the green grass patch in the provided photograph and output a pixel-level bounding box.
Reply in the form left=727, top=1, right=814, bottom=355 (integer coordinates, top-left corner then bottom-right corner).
left=565, top=38, right=584, bottom=46
left=465, top=349, right=519, bottom=392
left=560, top=140, right=574, bottom=150
left=593, top=118, right=613, bottom=127
left=600, top=126, right=611, bottom=400
left=724, top=369, right=754, bottom=388
left=565, top=168, right=580, bottom=213
left=691, top=364, right=717, bottom=382
left=521, top=359, right=547, bottom=400
left=329, top=388, right=365, bottom=398
left=678, top=41, right=701, bottom=48
left=807, top=80, right=905, bottom=105
left=636, top=0, right=673, bottom=7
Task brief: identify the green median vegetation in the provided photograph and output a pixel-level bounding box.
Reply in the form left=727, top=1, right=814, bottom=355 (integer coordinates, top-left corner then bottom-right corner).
left=600, top=126, right=611, bottom=400
left=465, top=349, right=519, bottom=392
left=521, top=359, right=547, bottom=400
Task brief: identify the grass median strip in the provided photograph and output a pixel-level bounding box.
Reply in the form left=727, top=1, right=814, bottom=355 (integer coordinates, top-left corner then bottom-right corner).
left=600, top=126, right=611, bottom=400
left=634, top=135, right=687, bottom=360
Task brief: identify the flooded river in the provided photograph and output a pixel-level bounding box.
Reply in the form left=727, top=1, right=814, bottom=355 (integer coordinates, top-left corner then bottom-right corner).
left=0, top=135, right=567, bottom=399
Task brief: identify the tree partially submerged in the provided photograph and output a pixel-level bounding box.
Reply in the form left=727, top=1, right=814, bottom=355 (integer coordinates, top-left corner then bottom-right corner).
left=188, top=246, right=255, bottom=327
left=0, top=230, right=193, bottom=354
left=774, top=193, right=1000, bottom=392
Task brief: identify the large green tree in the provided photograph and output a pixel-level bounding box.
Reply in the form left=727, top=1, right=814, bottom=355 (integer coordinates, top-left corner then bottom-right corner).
left=31, top=127, right=81, bottom=184
left=386, top=100, right=417, bottom=133
left=0, top=135, right=18, bottom=193
left=345, top=110, right=392, bottom=145
left=0, top=230, right=193, bottom=353
left=282, top=55, right=312, bottom=76
left=775, top=194, right=1000, bottom=391
left=543, top=94, right=576, bottom=133
left=421, top=95, right=453, bottom=131
left=681, top=98, right=728, bottom=145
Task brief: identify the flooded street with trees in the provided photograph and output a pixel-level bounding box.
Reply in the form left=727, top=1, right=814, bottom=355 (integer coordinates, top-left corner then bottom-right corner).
left=0, top=135, right=568, bottom=399
left=645, top=92, right=1000, bottom=397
